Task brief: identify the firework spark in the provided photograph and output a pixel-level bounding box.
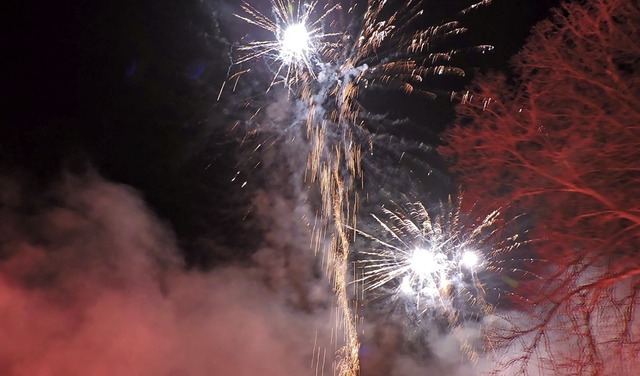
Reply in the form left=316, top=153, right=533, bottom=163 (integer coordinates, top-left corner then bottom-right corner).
left=328, top=0, right=494, bottom=125
left=355, top=198, right=525, bottom=324
left=232, top=0, right=342, bottom=91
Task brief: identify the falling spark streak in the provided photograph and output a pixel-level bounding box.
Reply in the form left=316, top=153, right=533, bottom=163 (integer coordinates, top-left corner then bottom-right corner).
left=227, top=1, right=495, bottom=374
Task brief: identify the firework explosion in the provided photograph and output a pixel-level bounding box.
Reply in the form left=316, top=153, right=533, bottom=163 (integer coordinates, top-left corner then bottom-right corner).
left=223, top=0, right=495, bottom=374
left=354, top=199, right=524, bottom=326
left=230, top=0, right=342, bottom=91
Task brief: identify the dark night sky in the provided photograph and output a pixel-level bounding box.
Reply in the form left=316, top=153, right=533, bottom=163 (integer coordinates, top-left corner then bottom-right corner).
left=7, top=0, right=252, bottom=266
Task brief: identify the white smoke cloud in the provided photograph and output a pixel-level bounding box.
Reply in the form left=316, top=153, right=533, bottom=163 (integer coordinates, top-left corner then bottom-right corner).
left=0, top=173, right=336, bottom=376
left=480, top=272, right=640, bottom=376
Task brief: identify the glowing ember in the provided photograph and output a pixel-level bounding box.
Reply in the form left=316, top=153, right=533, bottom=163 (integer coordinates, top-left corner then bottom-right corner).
left=280, top=23, right=309, bottom=62
left=461, top=250, right=480, bottom=268
left=410, top=248, right=446, bottom=276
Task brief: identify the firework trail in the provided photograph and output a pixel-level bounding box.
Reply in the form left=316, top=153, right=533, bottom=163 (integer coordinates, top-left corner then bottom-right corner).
left=223, top=0, right=494, bottom=374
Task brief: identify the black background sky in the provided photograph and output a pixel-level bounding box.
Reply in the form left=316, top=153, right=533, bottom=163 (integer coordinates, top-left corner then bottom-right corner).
left=6, top=0, right=561, bottom=267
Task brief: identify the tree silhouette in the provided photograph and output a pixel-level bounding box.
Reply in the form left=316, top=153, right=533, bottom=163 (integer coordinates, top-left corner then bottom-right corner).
left=439, top=0, right=640, bottom=374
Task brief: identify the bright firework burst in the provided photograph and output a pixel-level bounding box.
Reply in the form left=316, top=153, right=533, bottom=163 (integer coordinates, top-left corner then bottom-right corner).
left=354, top=198, right=526, bottom=325
left=231, top=0, right=342, bottom=91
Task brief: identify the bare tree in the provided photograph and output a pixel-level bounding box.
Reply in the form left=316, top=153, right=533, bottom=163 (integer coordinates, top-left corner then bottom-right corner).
left=439, top=0, right=640, bottom=374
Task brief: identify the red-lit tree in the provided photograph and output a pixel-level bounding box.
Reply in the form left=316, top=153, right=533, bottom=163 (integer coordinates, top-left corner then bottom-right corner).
left=439, top=0, right=640, bottom=374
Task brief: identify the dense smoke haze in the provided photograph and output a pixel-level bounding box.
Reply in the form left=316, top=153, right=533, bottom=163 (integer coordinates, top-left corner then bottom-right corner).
left=0, top=173, right=339, bottom=375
